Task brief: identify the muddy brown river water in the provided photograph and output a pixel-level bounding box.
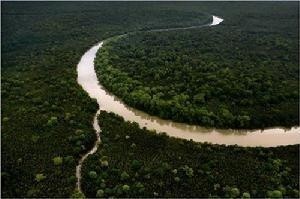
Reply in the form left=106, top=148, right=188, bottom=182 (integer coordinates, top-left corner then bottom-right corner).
left=75, top=15, right=300, bottom=191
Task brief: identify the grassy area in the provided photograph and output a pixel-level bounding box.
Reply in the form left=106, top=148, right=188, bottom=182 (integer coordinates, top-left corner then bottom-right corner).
left=95, top=1, right=299, bottom=129
left=82, top=111, right=299, bottom=198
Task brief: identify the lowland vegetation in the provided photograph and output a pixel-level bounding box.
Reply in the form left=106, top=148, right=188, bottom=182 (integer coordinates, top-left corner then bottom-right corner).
left=1, top=1, right=299, bottom=198
left=1, top=2, right=212, bottom=197
left=95, top=2, right=299, bottom=129
left=82, top=111, right=299, bottom=198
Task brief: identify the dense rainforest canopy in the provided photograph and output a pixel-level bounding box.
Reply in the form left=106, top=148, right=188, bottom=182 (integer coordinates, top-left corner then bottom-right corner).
left=96, top=2, right=299, bottom=129
left=1, top=2, right=212, bottom=197
left=82, top=111, right=299, bottom=198
left=1, top=1, right=299, bottom=198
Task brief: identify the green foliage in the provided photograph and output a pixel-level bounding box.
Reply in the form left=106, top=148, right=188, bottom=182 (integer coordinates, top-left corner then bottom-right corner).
left=174, top=177, right=180, bottom=182
left=100, top=160, right=109, bottom=168
left=26, top=189, right=41, bottom=197
left=230, top=187, right=240, bottom=198
left=71, top=189, right=86, bottom=198
left=242, top=192, right=251, bottom=198
left=64, top=156, right=75, bottom=165
left=96, top=189, right=104, bottom=198
left=81, top=111, right=299, bottom=198
left=53, top=157, right=63, bottom=166
left=121, top=171, right=130, bottom=181
left=181, top=165, right=194, bottom=178
left=95, top=2, right=298, bottom=129
left=47, top=117, right=58, bottom=126
left=131, top=160, right=142, bottom=171
left=122, top=185, right=130, bottom=192
left=2, top=2, right=211, bottom=197
left=3, top=117, right=9, bottom=122
left=267, top=190, right=283, bottom=198
left=88, top=171, right=98, bottom=179
left=2, top=2, right=299, bottom=198
left=35, top=174, right=47, bottom=182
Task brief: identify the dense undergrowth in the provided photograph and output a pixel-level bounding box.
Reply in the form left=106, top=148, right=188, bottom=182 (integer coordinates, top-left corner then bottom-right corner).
left=1, top=2, right=211, bottom=197
left=82, top=111, right=299, bottom=198
left=96, top=2, right=299, bottom=129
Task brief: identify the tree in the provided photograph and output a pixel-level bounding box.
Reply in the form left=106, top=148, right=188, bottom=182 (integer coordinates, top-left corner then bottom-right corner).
left=47, top=116, right=58, bottom=126
left=35, top=173, right=46, bottom=182
left=71, top=189, right=85, bottom=198
left=131, top=160, right=142, bottom=171
left=96, top=189, right=104, bottom=198
left=174, top=177, right=180, bottom=182
left=101, top=160, right=109, bottom=168
left=120, top=171, right=130, bottom=181
left=88, top=171, right=97, bottom=179
left=267, top=190, right=283, bottom=198
left=242, top=192, right=251, bottom=198
left=122, top=185, right=130, bottom=192
left=230, top=187, right=240, bottom=198
left=53, top=156, right=63, bottom=166
left=64, top=156, right=75, bottom=165
left=193, top=93, right=206, bottom=104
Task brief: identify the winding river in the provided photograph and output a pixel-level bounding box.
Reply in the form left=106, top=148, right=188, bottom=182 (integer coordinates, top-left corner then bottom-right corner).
left=75, top=15, right=300, bottom=191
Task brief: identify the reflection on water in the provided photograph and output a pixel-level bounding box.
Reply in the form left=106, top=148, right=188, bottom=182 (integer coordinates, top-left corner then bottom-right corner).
left=77, top=16, right=300, bottom=148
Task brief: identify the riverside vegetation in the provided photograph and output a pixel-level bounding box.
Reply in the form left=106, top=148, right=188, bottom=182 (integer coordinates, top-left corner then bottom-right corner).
left=96, top=2, right=299, bottom=129
left=1, top=2, right=211, bottom=197
left=1, top=1, right=299, bottom=198
left=82, top=111, right=299, bottom=198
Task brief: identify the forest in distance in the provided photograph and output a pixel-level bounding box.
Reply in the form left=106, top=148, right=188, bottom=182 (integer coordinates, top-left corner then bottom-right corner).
left=1, top=1, right=299, bottom=198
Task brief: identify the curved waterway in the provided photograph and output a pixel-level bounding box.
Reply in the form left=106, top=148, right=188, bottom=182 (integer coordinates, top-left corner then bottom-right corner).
left=76, top=15, right=300, bottom=191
